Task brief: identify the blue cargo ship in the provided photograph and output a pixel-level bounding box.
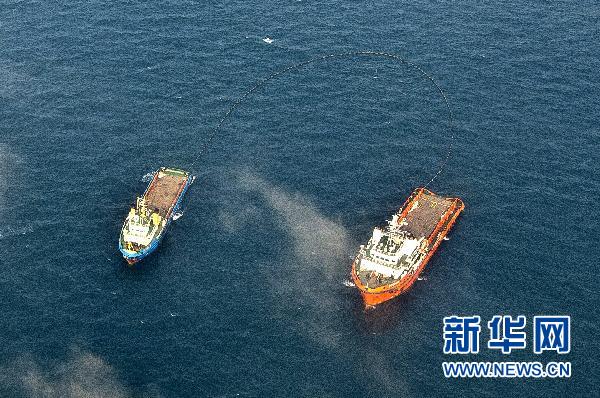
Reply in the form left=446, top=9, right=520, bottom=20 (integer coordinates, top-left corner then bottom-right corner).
left=119, top=167, right=193, bottom=264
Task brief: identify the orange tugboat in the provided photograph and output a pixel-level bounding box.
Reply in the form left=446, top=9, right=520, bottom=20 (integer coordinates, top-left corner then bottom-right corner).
left=351, top=188, right=464, bottom=307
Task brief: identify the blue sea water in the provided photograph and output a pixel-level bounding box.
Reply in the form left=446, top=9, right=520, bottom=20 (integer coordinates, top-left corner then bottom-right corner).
left=0, top=0, right=598, bottom=397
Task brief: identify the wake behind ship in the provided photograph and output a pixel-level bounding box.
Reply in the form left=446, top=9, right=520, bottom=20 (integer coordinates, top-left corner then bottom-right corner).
left=119, top=167, right=193, bottom=264
left=351, top=188, right=464, bottom=307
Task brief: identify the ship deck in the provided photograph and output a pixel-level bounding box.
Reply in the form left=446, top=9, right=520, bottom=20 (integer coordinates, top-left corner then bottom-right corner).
left=144, top=169, right=189, bottom=216
left=399, top=192, right=453, bottom=239
left=357, top=270, right=398, bottom=288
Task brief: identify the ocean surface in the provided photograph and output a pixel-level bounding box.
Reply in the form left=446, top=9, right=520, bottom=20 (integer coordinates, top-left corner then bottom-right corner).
left=0, top=1, right=598, bottom=397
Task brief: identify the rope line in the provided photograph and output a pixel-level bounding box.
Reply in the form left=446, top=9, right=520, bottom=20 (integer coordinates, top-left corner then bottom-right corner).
left=190, top=50, right=454, bottom=188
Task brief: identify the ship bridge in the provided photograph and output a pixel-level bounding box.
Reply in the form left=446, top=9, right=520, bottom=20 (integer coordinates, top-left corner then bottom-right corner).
left=358, top=226, right=425, bottom=279
left=121, top=198, right=163, bottom=249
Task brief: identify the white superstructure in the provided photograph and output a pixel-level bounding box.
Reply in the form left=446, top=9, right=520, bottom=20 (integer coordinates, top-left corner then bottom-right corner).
left=121, top=198, right=164, bottom=249
left=356, top=216, right=427, bottom=279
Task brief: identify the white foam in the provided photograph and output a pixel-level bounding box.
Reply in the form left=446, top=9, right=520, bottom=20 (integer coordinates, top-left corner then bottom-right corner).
left=141, top=172, right=154, bottom=182
left=262, top=37, right=274, bottom=44
left=0, top=225, right=33, bottom=240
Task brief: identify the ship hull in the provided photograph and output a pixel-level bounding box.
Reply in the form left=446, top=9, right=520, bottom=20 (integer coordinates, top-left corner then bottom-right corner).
left=352, top=188, right=464, bottom=307
left=119, top=168, right=193, bottom=265
left=120, top=234, right=162, bottom=264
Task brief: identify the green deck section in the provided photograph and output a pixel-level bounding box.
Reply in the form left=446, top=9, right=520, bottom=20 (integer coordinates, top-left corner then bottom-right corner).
left=162, top=167, right=190, bottom=177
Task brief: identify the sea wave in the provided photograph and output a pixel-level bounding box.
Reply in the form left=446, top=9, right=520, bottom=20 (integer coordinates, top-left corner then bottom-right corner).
left=0, top=225, right=32, bottom=240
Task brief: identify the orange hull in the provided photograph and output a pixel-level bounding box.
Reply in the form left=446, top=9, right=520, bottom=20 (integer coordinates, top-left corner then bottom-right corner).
left=352, top=188, right=464, bottom=307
